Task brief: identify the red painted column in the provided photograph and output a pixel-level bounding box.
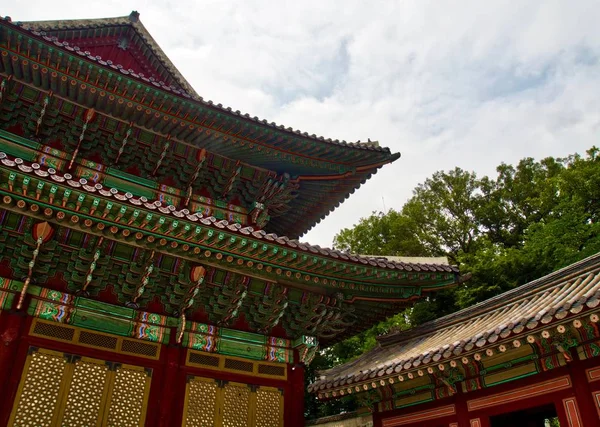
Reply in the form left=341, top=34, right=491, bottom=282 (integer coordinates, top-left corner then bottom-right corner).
left=470, top=416, right=491, bottom=427
left=454, top=388, right=471, bottom=427
left=0, top=311, right=27, bottom=396
left=566, top=356, right=598, bottom=423
left=287, top=363, right=305, bottom=425
left=371, top=408, right=382, bottom=427
left=0, top=312, right=30, bottom=426
left=554, top=394, right=574, bottom=427
left=157, top=345, right=183, bottom=427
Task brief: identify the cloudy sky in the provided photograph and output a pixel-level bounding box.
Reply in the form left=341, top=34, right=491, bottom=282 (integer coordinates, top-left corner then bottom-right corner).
left=8, top=1, right=600, bottom=247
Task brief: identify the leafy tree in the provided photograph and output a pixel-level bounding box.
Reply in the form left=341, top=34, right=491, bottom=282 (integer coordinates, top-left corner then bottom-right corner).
left=477, top=157, right=564, bottom=249
left=304, top=350, right=357, bottom=419
left=304, top=311, right=411, bottom=418
left=405, top=168, right=480, bottom=261
left=305, top=147, right=600, bottom=420
left=333, top=209, right=429, bottom=256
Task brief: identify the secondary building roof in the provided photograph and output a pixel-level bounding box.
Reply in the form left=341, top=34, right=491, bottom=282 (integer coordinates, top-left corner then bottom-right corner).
left=309, top=252, right=600, bottom=396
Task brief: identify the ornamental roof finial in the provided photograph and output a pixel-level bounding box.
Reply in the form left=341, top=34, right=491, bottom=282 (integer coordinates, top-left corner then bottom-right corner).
left=129, top=11, right=140, bottom=23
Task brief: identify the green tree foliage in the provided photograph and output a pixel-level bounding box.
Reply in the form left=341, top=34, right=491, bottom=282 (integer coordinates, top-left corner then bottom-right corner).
left=332, top=209, right=429, bottom=257
left=304, top=312, right=410, bottom=419
left=304, top=350, right=358, bottom=419
left=305, top=147, right=600, bottom=420
left=335, top=147, right=600, bottom=311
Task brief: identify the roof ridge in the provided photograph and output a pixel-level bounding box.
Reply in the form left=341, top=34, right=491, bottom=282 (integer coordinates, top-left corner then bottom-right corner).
left=20, top=14, right=130, bottom=26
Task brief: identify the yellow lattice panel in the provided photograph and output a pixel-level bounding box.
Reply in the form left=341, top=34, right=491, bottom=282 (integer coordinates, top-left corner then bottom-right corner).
left=29, top=319, right=161, bottom=360
left=221, top=382, right=251, bottom=427
left=182, top=377, right=219, bottom=427
left=103, top=364, right=151, bottom=427
left=186, top=350, right=287, bottom=380
left=9, top=348, right=70, bottom=427
left=254, top=386, right=284, bottom=427
left=59, top=357, right=111, bottom=427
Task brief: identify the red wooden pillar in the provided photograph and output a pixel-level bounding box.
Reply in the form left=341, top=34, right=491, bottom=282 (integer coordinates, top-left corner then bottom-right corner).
left=0, top=312, right=30, bottom=426
left=287, top=363, right=305, bottom=425
left=554, top=395, right=575, bottom=427
left=372, top=410, right=383, bottom=427
left=0, top=311, right=27, bottom=396
left=567, top=356, right=598, bottom=422
left=469, top=416, right=491, bottom=427
left=549, top=357, right=595, bottom=427
left=454, top=388, right=471, bottom=427
left=157, top=345, right=183, bottom=427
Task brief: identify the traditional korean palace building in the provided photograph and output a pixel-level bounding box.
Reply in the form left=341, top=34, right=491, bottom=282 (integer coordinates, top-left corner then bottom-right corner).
left=0, top=11, right=461, bottom=427
left=309, top=253, right=600, bottom=427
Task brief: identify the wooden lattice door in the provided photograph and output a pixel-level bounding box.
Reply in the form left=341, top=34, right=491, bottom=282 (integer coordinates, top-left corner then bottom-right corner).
left=9, top=348, right=152, bottom=427
left=182, top=376, right=284, bottom=427
left=183, top=376, right=220, bottom=426
left=221, top=381, right=252, bottom=426
left=254, top=386, right=284, bottom=427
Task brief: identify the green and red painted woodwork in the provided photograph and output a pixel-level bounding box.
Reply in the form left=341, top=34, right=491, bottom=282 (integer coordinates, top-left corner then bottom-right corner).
left=0, top=129, right=249, bottom=224
left=0, top=275, right=14, bottom=310
left=0, top=15, right=400, bottom=238
left=0, top=309, right=307, bottom=426
left=0, top=151, right=457, bottom=345
left=368, top=362, right=600, bottom=427
left=0, top=13, right=457, bottom=425
left=315, top=310, right=600, bottom=417
left=315, top=314, right=600, bottom=426
left=0, top=18, right=392, bottom=169
left=0, top=17, right=457, bottom=345
left=1, top=276, right=301, bottom=363
left=0, top=151, right=455, bottom=290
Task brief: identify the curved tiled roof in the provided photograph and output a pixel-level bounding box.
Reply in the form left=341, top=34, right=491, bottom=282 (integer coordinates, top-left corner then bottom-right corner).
left=308, top=252, right=600, bottom=393
left=2, top=13, right=401, bottom=238
left=7, top=13, right=394, bottom=155
left=0, top=152, right=457, bottom=275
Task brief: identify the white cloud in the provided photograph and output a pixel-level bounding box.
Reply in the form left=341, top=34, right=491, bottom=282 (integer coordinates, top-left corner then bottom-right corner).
left=7, top=1, right=600, bottom=248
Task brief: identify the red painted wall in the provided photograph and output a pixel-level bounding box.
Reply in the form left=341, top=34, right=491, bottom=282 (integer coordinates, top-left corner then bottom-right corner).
left=371, top=357, right=600, bottom=427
